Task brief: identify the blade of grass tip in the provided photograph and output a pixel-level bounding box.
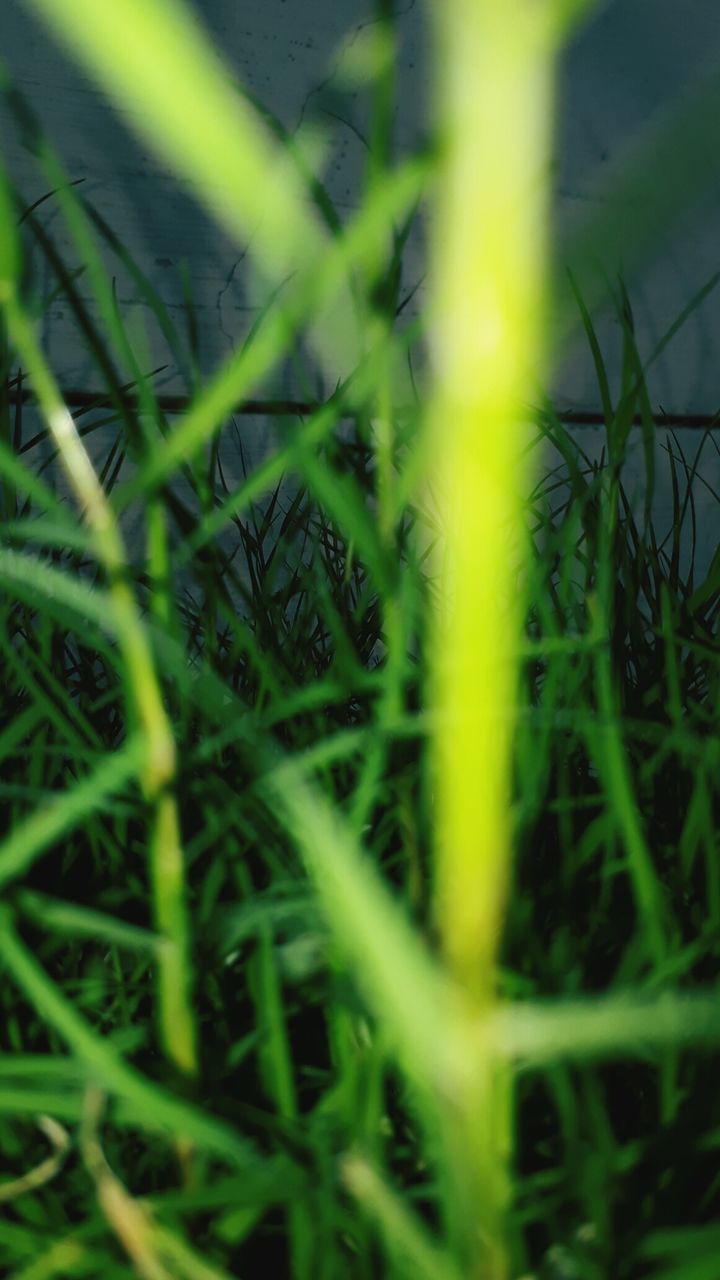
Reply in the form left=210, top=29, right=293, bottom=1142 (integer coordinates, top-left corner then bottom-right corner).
left=687, top=539, right=720, bottom=614
left=635, top=271, right=720, bottom=403
left=0, top=1113, right=70, bottom=1204
left=632, top=346, right=657, bottom=541
left=600, top=268, right=720, bottom=541
left=566, top=267, right=614, bottom=427
left=612, top=277, right=645, bottom=463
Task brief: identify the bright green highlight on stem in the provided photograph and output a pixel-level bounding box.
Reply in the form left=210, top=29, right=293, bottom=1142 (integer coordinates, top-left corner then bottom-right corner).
left=426, top=0, right=556, bottom=997
left=423, top=2, right=559, bottom=1274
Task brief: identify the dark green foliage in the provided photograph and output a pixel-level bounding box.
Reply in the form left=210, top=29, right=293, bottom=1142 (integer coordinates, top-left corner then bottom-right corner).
left=1, top=66, right=719, bottom=1280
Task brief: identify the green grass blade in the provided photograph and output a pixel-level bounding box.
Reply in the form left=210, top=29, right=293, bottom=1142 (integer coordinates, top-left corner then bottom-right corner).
left=0, top=736, right=144, bottom=890
left=263, top=761, right=455, bottom=1097
left=343, top=1155, right=463, bottom=1280
left=17, top=892, right=162, bottom=954
left=0, top=910, right=266, bottom=1167
left=0, top=548, right=114, bottom=635
left=494, top=991, right=720, bottom=1066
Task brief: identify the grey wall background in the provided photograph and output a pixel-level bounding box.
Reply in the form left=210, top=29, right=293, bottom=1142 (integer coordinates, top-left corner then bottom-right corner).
left=2, top=0, right=720, bottom=575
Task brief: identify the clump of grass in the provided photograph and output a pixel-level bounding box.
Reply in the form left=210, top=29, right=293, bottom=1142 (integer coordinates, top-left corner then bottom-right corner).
left=0, top=2, right=720, bottom=1278
left=505, top=287, right=720, bottom=1278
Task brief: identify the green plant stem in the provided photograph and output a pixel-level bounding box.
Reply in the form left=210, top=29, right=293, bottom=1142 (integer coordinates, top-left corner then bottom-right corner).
left=2, top=293, right=196, bottom=1080
left=424, top=2, right=558, bottom=1273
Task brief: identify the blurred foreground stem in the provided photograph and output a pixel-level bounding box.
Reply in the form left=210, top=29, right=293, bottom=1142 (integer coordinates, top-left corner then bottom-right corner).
left=424, top=2, right=558, bottom=1273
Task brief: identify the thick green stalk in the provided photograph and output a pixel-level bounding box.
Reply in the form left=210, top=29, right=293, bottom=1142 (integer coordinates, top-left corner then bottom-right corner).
left=424, top=2, right=558, bottom=1273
